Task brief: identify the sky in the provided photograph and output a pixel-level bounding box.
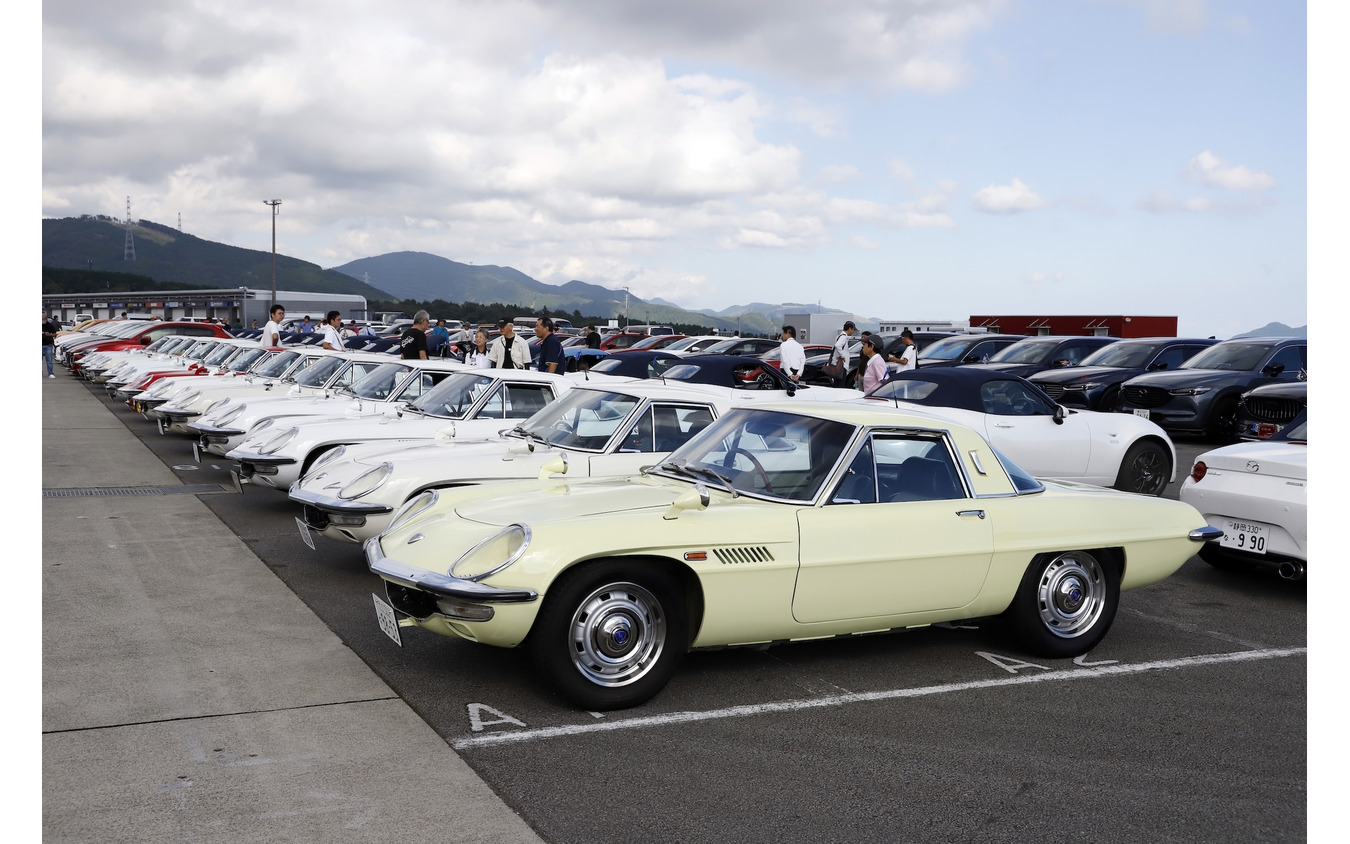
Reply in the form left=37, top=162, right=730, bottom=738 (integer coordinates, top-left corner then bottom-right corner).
left=38, top=0, right=1314, bottom=338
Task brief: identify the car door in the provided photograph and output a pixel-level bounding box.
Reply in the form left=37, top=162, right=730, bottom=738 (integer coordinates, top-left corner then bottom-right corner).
left=977, top=379, right=1092, bottom=481
left=794, top=433, right=993, bottom=623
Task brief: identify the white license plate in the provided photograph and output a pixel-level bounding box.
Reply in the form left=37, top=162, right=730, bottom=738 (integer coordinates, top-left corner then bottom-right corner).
left=295, top=516, right=316, bottom=550
left=373, top=593, right=403, bottom=646
left=1220, top=518, right=1268, bottom=554
left=1133, top=408, right=1150, bottom=419
left=192, top=442, right=201, bottom=463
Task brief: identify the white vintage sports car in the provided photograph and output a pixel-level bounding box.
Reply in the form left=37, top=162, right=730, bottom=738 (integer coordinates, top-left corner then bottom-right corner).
left=229, top=368, right=572, bottom=491
left=129, top=347, right=334, bottom=409
left=366, top=401, right=1219, bottom=710
left=289, top=377, right=856, bottom=545
left=867, top=368, right=1176, bottom=495
left=1179, top=411, right=1307, bottom=580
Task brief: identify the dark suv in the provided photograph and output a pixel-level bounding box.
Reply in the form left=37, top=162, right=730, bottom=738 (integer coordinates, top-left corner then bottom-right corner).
left=967, top=335, right=1120, bottom=378
left=1117, top=337, right=1307, bottom=440
left=1029, top=337, right=1219, bottom=411
left=916, top=334, right=1026, bottom=368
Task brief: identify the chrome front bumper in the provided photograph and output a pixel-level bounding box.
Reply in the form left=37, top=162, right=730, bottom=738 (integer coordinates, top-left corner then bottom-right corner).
left=289, top=487, right=393, bottom=515
left=364, top=537, right=538, bottom=604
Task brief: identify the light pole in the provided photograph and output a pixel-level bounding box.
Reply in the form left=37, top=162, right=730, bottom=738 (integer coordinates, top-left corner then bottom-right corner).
left=264, top=199, right=282, bottom=305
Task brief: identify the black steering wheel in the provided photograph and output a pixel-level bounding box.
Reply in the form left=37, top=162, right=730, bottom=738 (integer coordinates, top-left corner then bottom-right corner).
left=724, top=447, right=773, bottom=493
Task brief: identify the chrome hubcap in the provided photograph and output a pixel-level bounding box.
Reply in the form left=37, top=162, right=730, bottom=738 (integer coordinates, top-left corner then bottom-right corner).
left=1036, top=552, right=1105, bottom=638
left=568, top=582, right=665, bottom=687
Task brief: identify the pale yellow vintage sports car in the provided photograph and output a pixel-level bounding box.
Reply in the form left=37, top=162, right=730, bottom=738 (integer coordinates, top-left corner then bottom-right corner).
left=367, top=402, right=1219, bottom=710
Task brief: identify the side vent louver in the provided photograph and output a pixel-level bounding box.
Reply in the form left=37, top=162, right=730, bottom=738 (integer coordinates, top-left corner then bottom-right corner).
left=713, top=546, right=775, bottom=564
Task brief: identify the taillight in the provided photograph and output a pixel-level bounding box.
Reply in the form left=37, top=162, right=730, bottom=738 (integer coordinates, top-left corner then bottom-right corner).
left=1190, top=461, right=1207, bottom=484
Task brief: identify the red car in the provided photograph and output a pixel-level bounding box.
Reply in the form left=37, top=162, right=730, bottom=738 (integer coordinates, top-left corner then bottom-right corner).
left=611, top=334, right=688, bottom=353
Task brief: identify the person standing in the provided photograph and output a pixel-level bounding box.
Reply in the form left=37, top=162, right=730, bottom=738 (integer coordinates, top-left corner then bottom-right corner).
left=535, top=316, right=564, bottom=374
left=828, top=320, right=856, bottom=388
left=887, top=328, right=918, bottom=373
left=400, top=311, right=430, bottom=360
left=489, top=318, right=529, bottom=369
left=860, top=336, right=888, bottom=393
left=779, top=325, right=806, bottom=382
left=299, top=315, right=313, bottom=334
left=260, top=304, right=285, bottom=347
left=360, top=321, right=378, bottom=337
left=42, top=312, right=60, bottom=378
left=319, top=311, right=344, bottom=351
left=585, top=325, right=602, bottom=349
left=465, top=329, right=491, bottom=368
left=428, top=319, right=451, bottom=356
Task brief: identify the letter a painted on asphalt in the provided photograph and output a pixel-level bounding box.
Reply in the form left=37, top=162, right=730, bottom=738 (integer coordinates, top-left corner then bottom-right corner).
left=975, top=651, right=1051, bottom=674
left=467, top=703, right=527, bottom=733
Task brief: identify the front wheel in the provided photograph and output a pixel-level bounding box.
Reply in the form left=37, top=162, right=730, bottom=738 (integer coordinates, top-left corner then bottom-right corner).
left=1208, top=398, right=1239, bottom=443
left=1113, top=440, right=1171, bottom=496
left=1003, top=551, right=1120, bottom=658
left=529, top=560, right=688, bottom=710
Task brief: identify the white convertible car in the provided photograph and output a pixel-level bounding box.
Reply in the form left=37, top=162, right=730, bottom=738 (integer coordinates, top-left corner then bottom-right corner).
left=866, top=368, right=1177, bottom=495
left=288, top=377, right=859, bottom=545
left=227, top=369, right=572, bottom=491
left=364, top=401, right=1220, bottom=710
left=1179, top=411, right=1307, bottom=580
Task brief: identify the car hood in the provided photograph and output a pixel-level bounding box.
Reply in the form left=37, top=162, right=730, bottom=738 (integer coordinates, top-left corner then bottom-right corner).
left=1125, top=369, right=1251, bottom=389
left=1031, top=365, right=1139, bottom=385
left=1197, top=441, right=1307, bottom=480
left=453, top=477, right=678, bottom=526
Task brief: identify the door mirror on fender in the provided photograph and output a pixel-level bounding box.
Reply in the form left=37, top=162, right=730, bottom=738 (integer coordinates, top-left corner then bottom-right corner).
left=1053, top=405, right=1066, bottom=425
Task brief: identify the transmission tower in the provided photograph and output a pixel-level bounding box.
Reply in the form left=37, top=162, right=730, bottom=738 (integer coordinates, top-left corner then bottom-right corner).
left=123, top=197, right=136, bottom=261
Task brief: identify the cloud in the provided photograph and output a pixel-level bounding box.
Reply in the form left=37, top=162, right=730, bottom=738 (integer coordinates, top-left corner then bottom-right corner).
left=1135, top=188, right=1275, bottom=216
left=1184, top=150, right=1277, bottom=191
left=1117, top=0, right=1208, bottom=36
left=888, top=159, right=916, bottom=183
left=817, top=164, right=863, bottom=184
left=971, top=178, right=1045, bottom=214
left=1027, top=271, right=1065, bottom=285
left=848, top=235, right=880, bottom=249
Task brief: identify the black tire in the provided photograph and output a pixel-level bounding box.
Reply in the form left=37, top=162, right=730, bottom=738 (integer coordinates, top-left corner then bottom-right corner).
left=1096, top=385, right=1120, bottom=412
left=529, top=560, right=688, bottom=710
left=1208, top=398, right=1239, bottom=443
left=1003, top=551, right=1120, bottom=658
left=1113, top=440, right=1171, bottom=496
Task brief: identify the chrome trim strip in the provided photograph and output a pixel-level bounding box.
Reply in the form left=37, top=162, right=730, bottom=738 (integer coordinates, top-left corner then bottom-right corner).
left=289, top=487, right=393, bottom=515
left=232, top=454, right=297, bottom=466
left=365, top=537, right=538, bottom=603
left=1189, top=525, right=1225, bottom=542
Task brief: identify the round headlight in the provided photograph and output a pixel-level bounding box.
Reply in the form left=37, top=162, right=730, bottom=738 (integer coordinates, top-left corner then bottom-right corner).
left=387, top=489, right=438, bottom=532
left=205, top=397, right=231, bottom=414
left=215, top=404, right=245, bottom=426
left=310, top=444, right=348, bottom=473
left=339, top=462, right=393, bottom=500
left=450, top=524, right=531, bottom=582
left=259, top=427, right=298, bottom=455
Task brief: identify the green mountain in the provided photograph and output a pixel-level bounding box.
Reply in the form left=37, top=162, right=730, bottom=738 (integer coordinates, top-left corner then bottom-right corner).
left=331, top=251, right=780, bottom=334
left=42, top=216, right=393, bottom=300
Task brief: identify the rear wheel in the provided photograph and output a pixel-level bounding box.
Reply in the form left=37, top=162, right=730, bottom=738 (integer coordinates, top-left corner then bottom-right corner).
left=529, top=560, right=688, bottom=710
left=1113, top=440, right=1171, bottom=496
left=1003, top=551, right=1120, bottom=658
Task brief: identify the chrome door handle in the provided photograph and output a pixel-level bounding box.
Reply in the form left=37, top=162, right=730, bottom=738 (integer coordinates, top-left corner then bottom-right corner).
left=956, top=510, right=986, bottom=519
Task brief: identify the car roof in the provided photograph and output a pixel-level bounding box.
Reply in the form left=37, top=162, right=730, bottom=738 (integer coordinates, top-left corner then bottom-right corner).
left=871, top=367, right=1050, bottom=412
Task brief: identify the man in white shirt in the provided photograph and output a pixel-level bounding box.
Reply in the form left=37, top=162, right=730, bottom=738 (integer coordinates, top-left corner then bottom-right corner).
left=829, top=320, right=857, bottom=387
left=319, top=311, right=344, bottom=351
left=260, top=304, right=285, bottom=347
left=779, top=325, right=806, bottom=382
left=887, top=329, right=918, bottom=373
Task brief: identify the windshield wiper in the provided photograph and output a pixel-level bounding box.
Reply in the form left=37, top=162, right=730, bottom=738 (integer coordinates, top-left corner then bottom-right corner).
left=509, top=425, right=551, bottom=449
left=653, top=459, right=738, bottom=498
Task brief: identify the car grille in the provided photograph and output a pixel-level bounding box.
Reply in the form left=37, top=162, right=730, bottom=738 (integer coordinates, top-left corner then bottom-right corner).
left=1038, top=384, right=1065, bottom=400
left=1122, top=385, right=1170, bottom=408
left=1242, top=396, right=1304, bottom=423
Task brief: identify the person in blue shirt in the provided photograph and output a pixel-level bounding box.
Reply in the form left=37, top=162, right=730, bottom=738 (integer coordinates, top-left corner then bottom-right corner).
left=428, top=318, right=451, bottom=356
left=299, top=315, right=313, bottom=333
left=535, top=316, right=565, bottom=374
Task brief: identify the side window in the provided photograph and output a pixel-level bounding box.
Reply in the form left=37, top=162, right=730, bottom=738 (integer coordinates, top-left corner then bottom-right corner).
left=619, top=408, right=654, bottom=453
left=502, top=384, right=553, bottom=419
left=478, top=383, right=506, bottom=418
left=1151, top=347, right=1189, bottom=370
left=650, top=404, right=715, bottom=452
left=394, top=371, right=444, bottom=402
left=830, top=439, right=877, bottom=504
left=832, top=435, right=965, bottom=503
left=980, top=380, right=1054, bottom=416
left=968, top=341, right=995, bottom=362
left=343, top=362, right=384, bottom=387
left=1265, top=346, right=1304, bottom=378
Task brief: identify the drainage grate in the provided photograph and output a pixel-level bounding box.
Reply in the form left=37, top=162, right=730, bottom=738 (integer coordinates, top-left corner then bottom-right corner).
left=44, top=484, right=231, bottom=498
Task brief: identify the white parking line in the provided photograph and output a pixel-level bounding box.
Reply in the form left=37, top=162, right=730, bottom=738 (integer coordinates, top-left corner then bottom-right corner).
left=452, top=647, right=1306, bottom=750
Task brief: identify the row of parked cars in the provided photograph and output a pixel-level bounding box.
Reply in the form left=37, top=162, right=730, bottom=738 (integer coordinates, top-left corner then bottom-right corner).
left=54, top=321, right=1307, bottom=709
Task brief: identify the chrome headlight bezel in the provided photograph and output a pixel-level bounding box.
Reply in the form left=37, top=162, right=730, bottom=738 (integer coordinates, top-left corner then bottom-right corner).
left=449, top=523, right=532, bottom=582
left=214, top=404, right=246, bottom=426
left=258, top=427, right=298, bottom=455
left=205, top=397, right=232, bottom=415
left=339, top=462, right=393, bottom=500
left=387, top=489, right=439, bottom=532
left=309, top=445, right=348, bottom=474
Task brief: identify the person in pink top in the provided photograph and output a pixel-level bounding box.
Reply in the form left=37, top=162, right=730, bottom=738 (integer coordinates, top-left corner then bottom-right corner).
left=860, top=335, right=888, bottom=393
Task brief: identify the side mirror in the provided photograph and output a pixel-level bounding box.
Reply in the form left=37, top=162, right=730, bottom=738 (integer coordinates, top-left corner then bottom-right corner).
left=1262, top=363, right=1286, bottom=377
left=1053, top=405, right=1066, bottom=425
left=538, top=452, right=568, bottom=481
left=663, top=483, right=710, bottom=520
left=1049, top=358, right=1070, bottom=369
left=140, top=336, right=153, bottom=345
left=1147, top=361, right=1168, bottom=371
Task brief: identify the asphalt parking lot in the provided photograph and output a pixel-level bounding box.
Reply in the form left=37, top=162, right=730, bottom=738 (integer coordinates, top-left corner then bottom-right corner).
left=91, top=381, right=1307, bottom=843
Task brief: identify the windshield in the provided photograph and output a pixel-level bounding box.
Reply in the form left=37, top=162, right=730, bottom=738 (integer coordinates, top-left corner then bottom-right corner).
left=1181, top=342, right=1274, bottom=371
left=185, top=341, right=219, bottom=360
left=917, top=336, right=977, bottom=361
left=991, top=339, right=1061, bottom=365
left=227, top=348, right=269, bottom=372
left=254, top=350, right=300, bottom=378
left=1078, top=341, right=1159, bottom=368
left=655, top=409, right=856, bottom=502
left=202, top=344, right=239, bottom=367
left=294, top=355, right=346, bottom=387
left=699, top=340, right=738, bottom=354
left=408, top=372, right=496, bottom=418
left=348, top=363, right=412, bottom=400
left=514, top=389, right=641, bottom=452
